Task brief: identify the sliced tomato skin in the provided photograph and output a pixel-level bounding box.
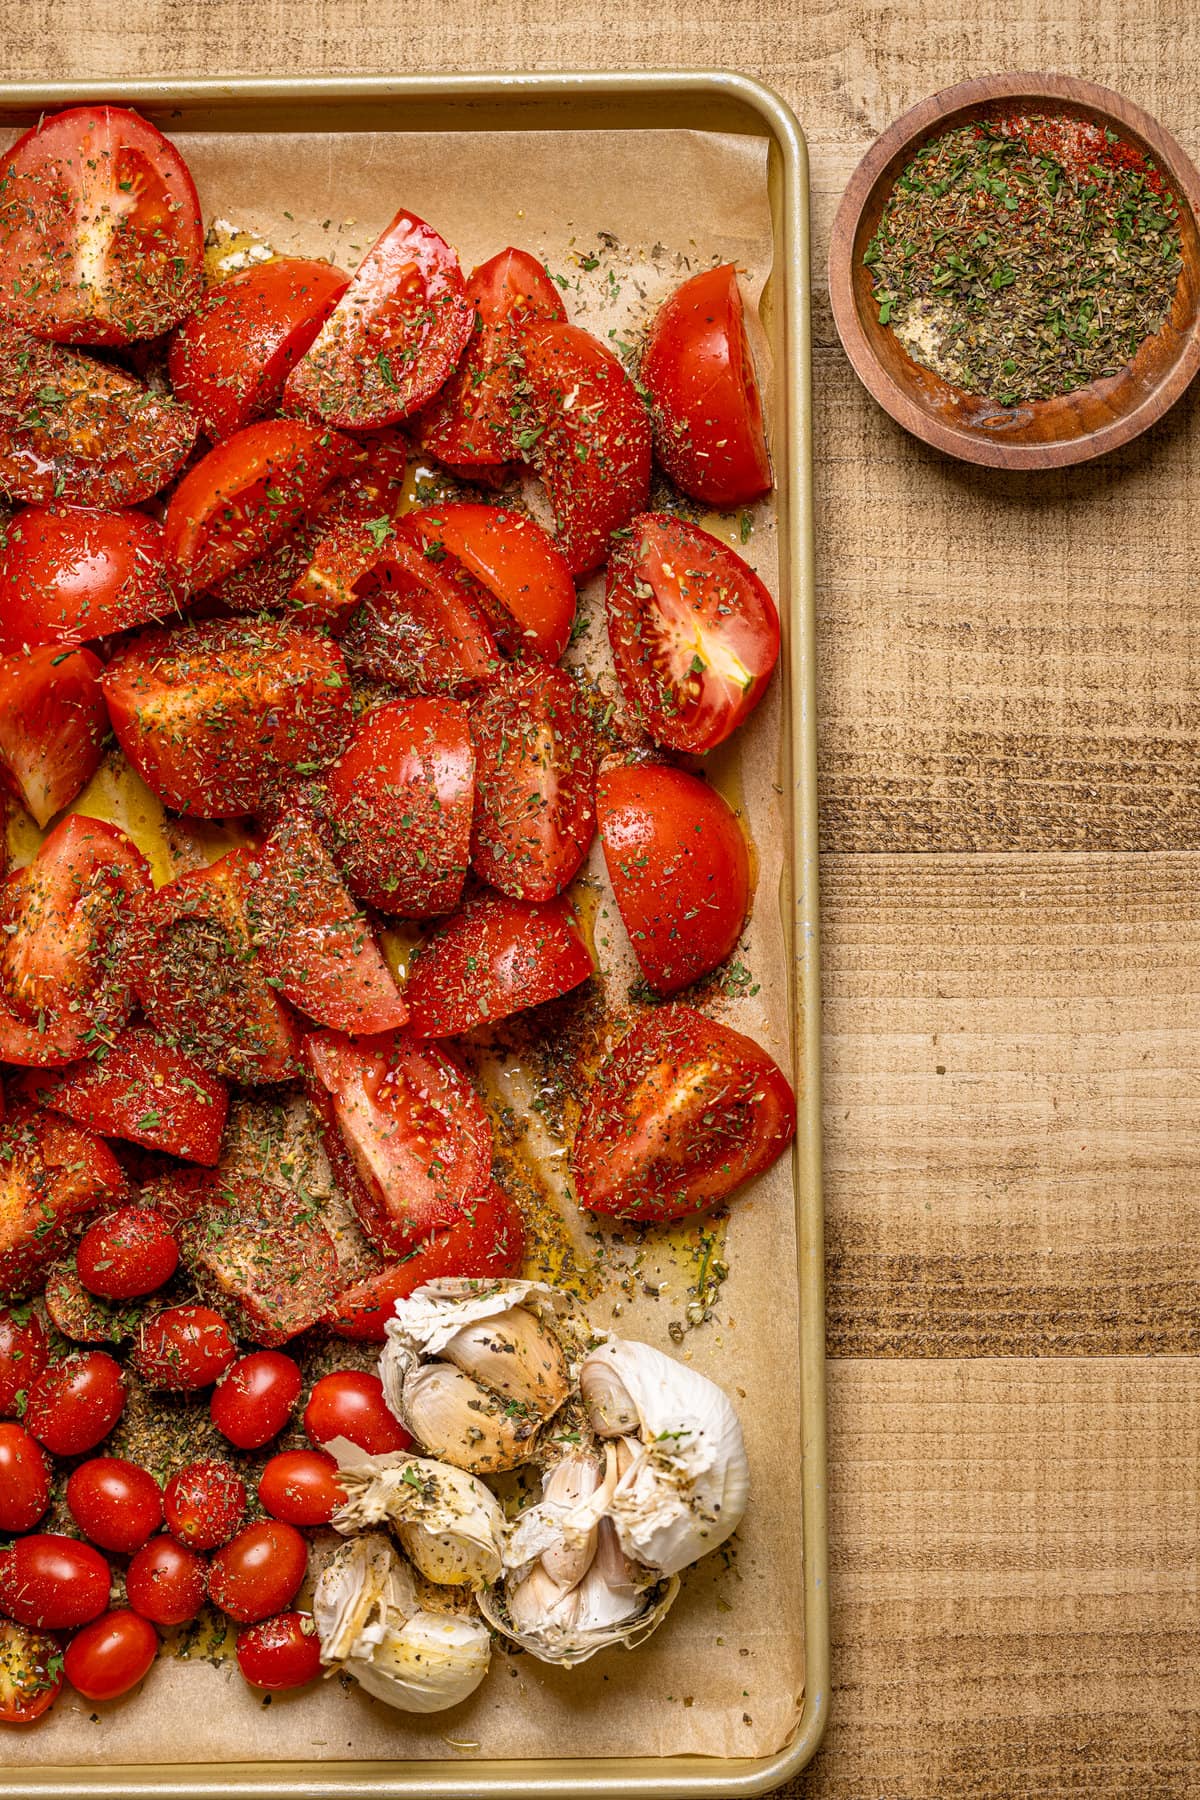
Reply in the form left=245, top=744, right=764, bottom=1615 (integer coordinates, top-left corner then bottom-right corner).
left=17, top=1027, right=230, bottom=1164
left=605, top=511, right=780, bottom=754
left=0, top=506, right=176, bottom=653
left=101, top=616, right=353, bottom=817
left=322, top=698, right=475, bottom=917
left=641, top=264, right=772, bottom=507
left=168, top=257, right=350, bottom=442
left=517, top=321, right=652, bottom=576
left=406, top=892, right=593, bottom=1039
left=179, top=1181, right=339, bottom=1348
left=335, top=522, right=500, bottom=695
left=597, top=760, right=750, bottom=995
left=302, top=1027, right=493, bottom=1253
left=285, top=209, right=473, bottom=429
left=0, top=643, right=107, bottom=828
left=0, top=1108, right=127, bottom=1299
left=0, top=1306, right=49, bottom=1414
left=402, top=503, right=576, bottom=662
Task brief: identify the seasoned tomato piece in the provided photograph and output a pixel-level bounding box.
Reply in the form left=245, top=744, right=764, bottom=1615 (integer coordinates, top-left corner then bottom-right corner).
left=405, top=892, right=593, bottom=1039
left=0, top=643, right=107, bottom=827
left=0, top=1111, right=112, bottom=1298
left=19, top=1027, right=230, bottom=1164
left=63, top=1608, right=158, bottom=1702
left=302, top=1028, right=493, bottom=1252
left=76, top=1204, right=178, bottom=1299
left=236, top=1611, right=323, bottom=1691
left=402, top=504, right=576, bottom=663
left=0, top=1305, right=49, bottom=1413
left=23, top=1350, right=127, bottom=1456
left=0, top=1618, right=64, bottom=1723
left=0, top=1534, right=111, bottom=1630
left=180, top=1181, right=339, bottom=1348
left=302, top=1371, right=411, bottom=1456
left=42, top=1263, right=138, bottom=1345
left=0, top=506, right=176, bottom=653
left=331, top=521, right=499, bottom=695
left=0, top=1421, right=52, bottom=1532
left=132, top=1305, right=236, bottom=1392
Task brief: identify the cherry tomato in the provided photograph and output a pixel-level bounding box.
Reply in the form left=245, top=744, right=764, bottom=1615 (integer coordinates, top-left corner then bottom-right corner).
left=322, top=698, right=475, bottom=917
left=596, top=761, right=750, bottom=995
left=163, top=1459, right=246, bottom=1550
left=334, top=523, right=500, bottom=695
left=0, top=1109, right=126, bottom=1298
left=24, top=1350, right=126, bottom=1456
left=236, top=1610, right=323, bottom=1691
left=405, top=891, right=593, bottom=1038
left=125, top=1535, right=206, bottom=1627
left=132, top=1305, right=236, bottom=1392
left=0, top=643, right=107, bottom=827
left=0, top=1533, right=111, bottom=1629
left=302, top=1028, right=493, bottom=1252
left=64, top=1609, right=158, bottom=1702
left=0, top=1305, right=48, bottom=1415
left=0, top=1619, right=63, bottom=1723
left=0, top=505, right=175, bottom=654
left=20, top=1027, right=230, bottom=1165
left=0, top=105, right=203, bottom=344
left=207, top=1521, right=308, bottom=1624
left=66, top=1456, right=163, bottom=1554
left=402, top=503, right=576, bottom=664
left=605, top=512, right=780, bottom=754
left=303, top=1370, right=412, bottom=1457
left=640, top=263, right=772, bottom=507
left=169, top=257, right=350, bottom=441
left=258, top=1448, right=346, bottom=1527
left=180, top=1182, right=339, bottom=1349
left=0, top=1421, right=51, bottom=1532
left=570, top=1004, right=796, bottom=1222
left=76, top=1204, right=179, bottom=1300
left=210, top=1350, right=303, bottom=1451
left=285, top=208, right=472, bottom=428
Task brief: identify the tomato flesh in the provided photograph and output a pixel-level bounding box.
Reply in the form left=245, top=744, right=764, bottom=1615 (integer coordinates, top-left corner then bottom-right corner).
left=211, top=1350, right=303, bottom=1450
left=259, top=1447, right=347, bottom=1525
left=303, top=1370, right=411, bottom=1457
left=0, top=1619, right=63, bottom=1723
left=125, top=1535, right=206, bottom=1626
left=66, top=1455, right=164, bottom=1554
left=0, top=643, right=107, bottom=827
left=0, top=1108, right=126, bottom=1298
left=208, top=1520, right=308, bottom=1624
left=163, top=1458, right=246, bottom=1549
left=406, top=891, right=593, bottom=1038
left=0, top=1533, right=112, bottom=1630
left=19, top=1026, right=231, bottom=1164
left=179, top=1180, right=339, bottom=1348
left=0, top=1420, right=51, bottom=1532
left=0, top=505, right=176, bottom=653
left=76, top=1204, right=179, bottom=1299
left=236, top=1611, right=323, bottom=1691
left=337, top=522, right=500, bottom=696
left=402, top=503, right=577, bottom=663
left=24, top=1349, right=127, bottom=1455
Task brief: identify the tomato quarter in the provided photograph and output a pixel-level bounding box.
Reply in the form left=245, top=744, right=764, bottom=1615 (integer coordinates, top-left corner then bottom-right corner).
left=66, top=1456, right=163, bottom=1554
left=0, top=1421, right=51, bottom=1532
left=179, top=1181, right=339, bottom=1348
left=63, top=1609, right=158, bottom=1702
left=42, top=1261, right=137, bottom=1346
left=0, top=505, right=176, bottom=653
left=236, top=1611, right=323, bottom=1691
left=258, top=1447, right=346, bottom=1526
left=405, top=890, right=593, bottom=1038
left=76, top=1204, right=179, bottom=1299
left=0, top=1108, right=126, bottom=1297
left=336, top=523, right=500, bottom=696
left=125, top=1535, right=206, bottom=1627
left=0, top=1533, right=112, bottom=1629
left=211, top=1350, right=303, bottom=1450
left=132, top=1304, right=236, bottom=1391
left=402, top=503, right=576, bottom=663
left=19, top=1026, right=231, bottom=1164
left=163, top=1458, right=247, bottom=1549
left=0, top=643, right=107, bottom=827
left=303, top=1370, right=411, bottom=1457
left=207, top=1520, right=308, bottom=1624
left=23, top=1350, right=126, bottom=1456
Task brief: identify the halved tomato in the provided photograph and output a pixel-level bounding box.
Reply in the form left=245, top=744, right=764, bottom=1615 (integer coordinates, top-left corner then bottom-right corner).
left=101, top=616, right=353, bottom=817
left=322, top=698, right=475, bottom=917
left=302, top=1028, right=493, bottom=1251
left=325, top=1179, right=525, bottom=1340
left=0, top=506, right=176, bottom=653
left=0, top=1107, right=126, bottom=1298
left=168, top=257, right=350, bottom=442
left=0, top=1618, right=65, bottom=1723
left=284, top=209, right=473, bottom=429
left=328, top=523, right=499, bottom=694
left=0, top=105, right=204, bottom=345
left=605, top=512, right=780, bottom=753
left=640, top=264, right=772, bottom=508
left=17, top=1027, right=230, bottom=1165
left=402, top=504, right=576, bottom=662
left=412, top=247, right=565, bottom=466
left=516, top=321, right=652, bottom=576
left=0, top=643, right=107, bottom=827
left=597, top=760, right=750, bottom=995
left=405, top=891, right=593, bottom=1038
left=179, top=1181, right=339, bottom=1347
left=570, top=1005, right=795, bottom=1223
left=470, top=666, right=597, bottom=902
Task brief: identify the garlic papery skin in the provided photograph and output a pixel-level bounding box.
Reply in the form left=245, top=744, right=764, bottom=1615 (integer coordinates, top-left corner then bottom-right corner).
left=324, top=1437, right=504, bottom=1588
left=579, top=1339, right=750, bottom=1577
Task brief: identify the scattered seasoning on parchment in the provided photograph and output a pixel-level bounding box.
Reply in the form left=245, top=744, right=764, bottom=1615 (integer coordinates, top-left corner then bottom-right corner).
left=864, top=113, right=1184, bottom=403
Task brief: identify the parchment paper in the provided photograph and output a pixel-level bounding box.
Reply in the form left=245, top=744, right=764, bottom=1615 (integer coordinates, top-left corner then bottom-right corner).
left=7, top=123, right=804, bottom=1768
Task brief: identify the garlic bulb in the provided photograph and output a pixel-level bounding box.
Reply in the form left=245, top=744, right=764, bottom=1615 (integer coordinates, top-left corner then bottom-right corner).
left=313, top=1534, right=491, bottom=1713
left=579, top=1340, right=749, bottom=1576
left=323, top=1436, right=504, bottom=1588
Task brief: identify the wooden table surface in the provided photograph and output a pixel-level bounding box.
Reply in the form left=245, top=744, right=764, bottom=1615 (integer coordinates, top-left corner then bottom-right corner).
left=16, top=2, right=1199, bottom=1792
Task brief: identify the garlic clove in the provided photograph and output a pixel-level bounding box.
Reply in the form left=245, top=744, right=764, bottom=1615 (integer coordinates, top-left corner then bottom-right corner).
left=504, top=1448, right=619, bottom=1589
left=326, top=1440, right=505, bottom=1589
left=440, top=1304, right=571, bottom=1415
left=579, top=1354, right=640, bottom=1437
left=312, top=1534, right=414, bottom=1665
left=350, top=1608, right=491, bottom=1714
left=400, top=1360, right=539, bottom=1474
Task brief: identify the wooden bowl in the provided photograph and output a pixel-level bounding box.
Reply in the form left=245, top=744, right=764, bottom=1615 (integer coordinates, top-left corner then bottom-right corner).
left=828, top=72, right=1200, bottom=468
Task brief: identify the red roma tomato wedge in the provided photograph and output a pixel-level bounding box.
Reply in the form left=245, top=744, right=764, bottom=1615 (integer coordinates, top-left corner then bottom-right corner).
left=413, top=246, right=565, bottom=465
left=325, top=1179, right=525, bottom=1341
left=0, top=1618, right=64, bottom=1723
left=131, top=850, right=299, bottom=1085
left=517, top=321, right=652, bottom=576
left=63, top=1608, right=158, bottom=1702
left=0, top=327, right=197, bottom=507
left=402, top=503, right=576, bottom=662
left=164, top=419, right=351, bottom=594
left=244, top=808, right=408, bottom=1036
left=168, top=257, right=350, bottom=442
left=236, top=1611, right=323, bottom=1691
left=605, top=512, right=780, bottom=754
left=102, top=616, right=352, bottom=817
left=17, top=1026, right=230, bottom=1164
left=405, top=891, right=593, bottom=1039
left=0, top=1534, right=112, bottom=1630
left=302, top=1027, right=493, bottom=1252
left=640, top=263, right=772, bottom=507
left=470, top=666, right=597, bottom=902
left=285, top=209, right=473, bottom=429
left=0, top=1305, right=49, bottom=1414
left=0, top=506, right=176, bottom=653
left=322, top=698, right=475, bottom=917
left=0, top=1108, right=126, bottom=1298
left=0, top=643, right=107, bottom=827
left=24, top=1350, right=127, bottom=1456
left=0, top=106, right=203, bottom=345
left=0, top=1420, right=51, bottom=1533
left=570, top=1004, right=796, bottom=1223
left=179, top=1181, right=340, bottom=1348
left=330, top=522, right=499, bottom=694
left=0, top=815, right=150, bottom=1067
left=596, top=761, right=750, bottom=995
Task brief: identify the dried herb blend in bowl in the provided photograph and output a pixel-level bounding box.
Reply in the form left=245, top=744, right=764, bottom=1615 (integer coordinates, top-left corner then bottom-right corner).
left=865, top=113, right=1184, bottom=404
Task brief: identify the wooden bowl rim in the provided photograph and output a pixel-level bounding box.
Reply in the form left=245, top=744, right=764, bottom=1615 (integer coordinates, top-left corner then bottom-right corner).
left=828, top=71, right=1200, bottom=469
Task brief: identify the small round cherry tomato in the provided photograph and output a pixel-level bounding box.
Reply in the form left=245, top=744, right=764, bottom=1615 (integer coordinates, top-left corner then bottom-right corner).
left=163, top=1459, right=246, bottom=1551
left=207, top=1521, right=308, bottom=1624
left=132, top=1305, right=237, bottom=1391
left=0, top=1533, right=111, bottom=1629
left=0, top=1619, right=64, bottom=1723
left=66, top=1456, right=164, bottom=1554
left=236, top=1611, right=323, bottom=1691
left=0, top=1305, right=48, bottom=1415
left=76, top=1204, right=179, bottom=1299
left=258, top=1449, right=345, bottom=1527
left=0, top=1421, right=51, bottom=1532
left=64, top=1609, right=158, bottom=1702
left=303, top=1370, right=412, bottom=1457
left=23, top=1351, right=126, bottom=1456
left=125, top=1535, right=207, bottom=1627
left=210, top=1350, right=303, bottom=1451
